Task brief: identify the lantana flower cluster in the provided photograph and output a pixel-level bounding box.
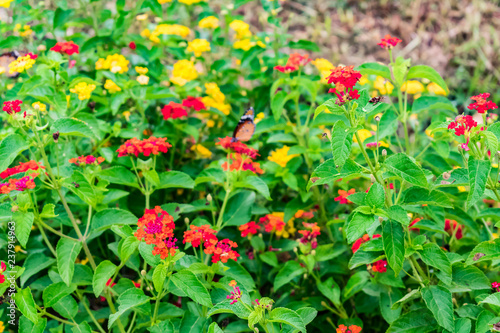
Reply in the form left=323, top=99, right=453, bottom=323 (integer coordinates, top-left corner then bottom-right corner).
left=327, top=65, right=363, bottom=104
left=69, top=155, right=105, bottom=166
left=50, top=41, right=80, bottom=55
left=117, top=137, right=172, bottom=158
left=9, top=53, right=37, bottom=74
left=275, top=53, right=311, bottom=73
left=134, top=206, right=177, bottom=259
left=2, top=100, right=23, bottom=115
left=468, top=93, right=498, bottom=114
left=0, top=161, right=44, bottom=179
left=95, top=54, right=130, bottom=73
left=183, top=225, right=240, bottom=263
left=217, top=137, right=263, bottom=174
left=0, top=174, right=37, bottom=194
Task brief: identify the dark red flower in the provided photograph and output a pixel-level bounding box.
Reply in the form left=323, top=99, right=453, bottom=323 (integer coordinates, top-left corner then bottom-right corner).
left=50, top=41, right=79, bottom=55
left=2, top=100, right=23, bottom=115
left=378, top=34, right=402, bottom=49
left=182, top=96, right=206, bottom=111
left=161, top=102, right=188, bottom=120
left=239, top=221, right=259, bottom=237
left=129, top=41, right=137, bottom=50
left=448, top=115, right=477, bottom=136
left=445, top=219, right=463, bottom=240
left=327, top=66, right=362, bottom=104
left=372, top=259, right=387, bottom=273
left=468, top=93, right=498, bottom=114
left=351, top=234, right=381, bottom=253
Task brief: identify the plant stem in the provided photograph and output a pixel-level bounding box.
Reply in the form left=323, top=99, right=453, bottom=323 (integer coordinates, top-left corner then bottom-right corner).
left=106, top=293, right=127, bottom=333
left=81, top=296, right=106, bottom=333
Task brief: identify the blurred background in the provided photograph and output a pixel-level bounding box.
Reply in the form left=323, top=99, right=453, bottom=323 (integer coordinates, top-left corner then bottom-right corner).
left=238, top=0, right=500, bottom=107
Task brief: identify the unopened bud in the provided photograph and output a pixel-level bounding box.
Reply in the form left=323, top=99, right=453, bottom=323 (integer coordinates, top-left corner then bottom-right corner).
left=378, top=216, right=384, bottom=223
left=442, top=172, right=451, bottom=180
left=293, top=247, right=298, bottom=253
left=11, top=205, right=19, bottom=212
left=375, top=116, right=380, bottom=122
left=382, top=149, right=387, bottom=156
left=311, top=250, right=316, bottom=256
left=184, top=217, right=189, bottom=225
left=37, top=44, right=47, bottom=52
left=53, top=131, right=60, bottom=143
left=303, top=273, right=307, bottom=279
left=206, top=194, right=212, bottom=203
left=370, top=174, right=376, bottom=183
left=141, top=270, right=147, bottom=276
left=33, top=103, right=40, bottom=110
left=88, top=101, right=96, bottom=110
left=258, top=233, right=263, bottom=238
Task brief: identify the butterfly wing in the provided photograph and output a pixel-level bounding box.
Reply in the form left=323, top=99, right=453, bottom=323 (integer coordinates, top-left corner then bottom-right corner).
left=0, top=52, right=20, bottom=78
left=232, top=107, right=256, bottom=142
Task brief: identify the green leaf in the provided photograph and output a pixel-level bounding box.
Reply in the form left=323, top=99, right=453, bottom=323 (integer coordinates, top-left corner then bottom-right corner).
left=170, top=270, right=212, bottom=307
left=357, top=62, right=392, bottom=80
left=346, top=212, right=376, bottom=244
left=52, top=117, right=97, bottom=140
left=21, top=253, right=56, bottom=287
left=93, top=260, right=117, bottom=297
left=387, top=309, right=438, bottom=333
left=91, top=208, right=138, bottom=234
left=71, top=322, right=93, bottom=333
left=466, top=157, right=490, bottom=210
left=152, top=263, right=167, bottom=293
left=288, top=39, right=320, bottom=52
left=179, top=311, right=207, bottom=332
left=158, top=171, right=195, bottom=189
left=401, top=186, right=452, bottom=208
left=418, top=243, right=452, bottom=285
left=119, top=236, right=140, bottom=263
left=53, top=8, right=72, bottom=29
left=330, top=120, right=353, bottom=169
left=384, top=153, right=427, bottom=187
left=56, top=238, right=82, bottom=286
left=195, top=168, right=225, bottom=185
left=412, top=96, right=457, bottom=114
left=366, top=182, right=385, bottom=208
left=223, top=259, right=256, bottom=291
left=343, top=271, right=370, bottom=300
left=14, top=287, right=39, bottom=324
left=207, top=322, right=224, bottom=333
left=316, top=277, right=341, bottom=306
left=269, top=307, right=306, bottom=333
left=53, top=295, right=78, bottom=319
left=465, top=239, right=500, bottom=265
left=314, top=98, right=344, bottom=119
left=148, top=320, right=175, bottom=333
left=99, top=166, right=140, bottom=188
left=451, top=263, right=490, bottom=291
left=407, top=65, right=449, bottom=94
left=19, top=316, right=46, bottom=333
left=223, top=191, right=255, bottom=226
left=234, top=176, right=271, bottom=200
left=382, top=220, right=405, bottom=275
left=392, top=56, right=411, bottom=86
left=271, top=90, right=299, bottom=121
left=307, top=159, right=362, bottom=191
left=380, top=289, right=402, bottom=324
left=43, top=282, right=76, bottom=308
left=475, top=310, right=499, bottom=333
left=13, top=211, right=34, bottom=248
left=274, top=261, right=306, bottom=291
left=63, top=170, right=96, bottom=207
left=260, top=251, right=278, bottom=267
left=454, top=318, right=471, bottom=333
left=480, top=292, right=500, bottom=308
left=421, top=285, right=455, bottom=332
left=0, top=134, right=30, bottom=172
left=391, top=289, right=421, bottom=310
left=348, top=248, right=384, bottom=269
left=40, top=204, right=57, bottom=218
left=208, top=299, right=251, bottom=319
left=108, top=288, right=150, bottom=328
left=388, top=205, right=410, bottom=226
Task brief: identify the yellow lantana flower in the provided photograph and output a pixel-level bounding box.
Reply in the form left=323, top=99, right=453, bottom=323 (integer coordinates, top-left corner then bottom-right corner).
left=136, top=13, right=149, bottom=20
left=401, top=80, right=425, bottom=95
left=95, top=54, right=129, bottom=74
left=179, top=0, right=203, bottom=4
left=0, top=0, right=14, bottom=8
left=9, top=54, right=36, bottom=74
left=198, top=16, right=219, bottom=29
left=32, top=102, right=46, bottom=112
left=427, top=82, right=447, bottom=96
left=104, top=80, right=121, bottom=93
left=137, top=75, right=149, bottom=85
left=170, top=59, right=198, bottom=86
left=135, top=66, right=148, bottom=75
left=70, top=82, right=96, bottom=100
left=186, top=39, right=211, bottom=57
left=149, top=24, right=190, bottom=43
left=373, top=76, right=394, bottom=95
left=312, top=58, right=335, bottom=83
left=353, top=129, right=372, bottom=143
left=229, top=20, right=252, bottom=39
left=233, top=39, right=254, bottom=51
left=158, top=0, right=172, bottom=3
left=268, top=146, right=299, bottom=168
left=191, top=144, right=212, bottom=158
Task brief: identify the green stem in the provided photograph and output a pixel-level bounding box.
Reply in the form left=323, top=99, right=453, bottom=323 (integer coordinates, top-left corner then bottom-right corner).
left=81, top=296, right=106, bottom=333
left=106, top=293, right=127, bottom=333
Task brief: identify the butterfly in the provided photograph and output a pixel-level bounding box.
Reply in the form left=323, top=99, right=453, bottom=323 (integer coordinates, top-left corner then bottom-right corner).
left=232, top=107, right=256, bottom=142
left=0, top=51, right=20, bottom=78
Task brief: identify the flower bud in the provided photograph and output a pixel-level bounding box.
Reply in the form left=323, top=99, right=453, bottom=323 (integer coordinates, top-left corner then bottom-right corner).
left=311, top=250, right=316, bottom=256
left=184, top=217, right=189, bottom=225
left=37, top=44, right=46, bottom=52
left=293, top=247, right=298, bottom=253
left=207, top=194, right=212, bottom=203
left=141, top=270, right=147, bottom=276
left=11, top=205, right=19, bottom=212
left=378, top=216, right=384, bottom=223
left=442, top=172, right=451, bottom=180
left=370, top=174, right=376, bottom=183
left=382, top=149, right=387, bottom=156
left=375, top=116, right=380, bottom=122
left=303, top=273, right=307, bottom=279
left=258, top=233, right=263, bottom=238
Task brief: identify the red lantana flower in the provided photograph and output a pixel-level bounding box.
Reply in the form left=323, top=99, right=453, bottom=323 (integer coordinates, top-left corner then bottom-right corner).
left=134, top=206, right=177, bottom=259
left=468, top=93, right=498, bottom=114
left=298, top=222, right=321, bottom=248
left=448, top=115, right=477, bottom=136
left=327, top=66, right=363, bottom=104
left=2, top=100, right=23, bottom=115
left=183, top=224, right=218, bottom=248
left=50, top=41, right=80, bottom=55
left=0, top=261, right=6, bottom=284
left=372, top=259, right=388, bottom=273
left=0, top=160, right=44, bottom=179
left=335, top=188, right=356, bottom=204
left=274, top=65, right=298, bottom=73
left=204, top=238, right=240, bottom=263
left=182, top=96, right=206, bottom=111
left=239, top=221, right=259, bottom=237
left=351, top=234, right=381, bottom=253
left=221, top=153, right=264, bottom=174
left=69, top=155, right=105, bottom=166
left=445, top=219, right=463, bottom=240
left=117, top=137, right=172, bottom=157
left=492, top=282, right=500, bottom=292
left=129, top=42, right=137, bottom=50
left=0, top=174, right=37, bottom=194
left=216, top=137, right=259, bottom=159
left=337, top=324, right=362, bottom=333
left=227, top=280, right=242, bottom=305
left=378, top=34, right=402, bottom=49
left=274, top=53, right=311, bottom=73
left=161, top=101, right=188, bottom=120
left=259, top=214, right=286, bottom=233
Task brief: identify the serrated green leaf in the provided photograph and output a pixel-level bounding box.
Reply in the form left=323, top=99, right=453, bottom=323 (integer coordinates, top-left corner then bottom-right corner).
left=466, top=157, right=490, bottom=210
left=384, top=153, right=427, bottom=187
left=56, top=238, right=82, bottom=286
left=382, top=220, right=405, bottom=275
left=421, top=285, right=455, bottom=332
